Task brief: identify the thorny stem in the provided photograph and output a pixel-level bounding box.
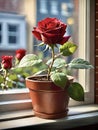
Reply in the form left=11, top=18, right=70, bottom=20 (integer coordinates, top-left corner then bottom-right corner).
left=47, top=46, right=55, bottom=80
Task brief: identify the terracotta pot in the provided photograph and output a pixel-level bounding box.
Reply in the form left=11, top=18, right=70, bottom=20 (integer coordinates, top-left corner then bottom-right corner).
left=26, top=75, right=74, bottom=119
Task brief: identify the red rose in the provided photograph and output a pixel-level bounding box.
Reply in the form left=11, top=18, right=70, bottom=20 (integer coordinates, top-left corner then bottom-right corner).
left=32, top=17, right=70, bottom=45
left=1, top=56, right=13, bottom=69
left=16, top=49, right=26, bottom=61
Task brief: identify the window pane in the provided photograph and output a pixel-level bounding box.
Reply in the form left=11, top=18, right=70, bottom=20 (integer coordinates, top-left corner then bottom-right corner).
left=39, top=0, right=48, bottom=13
left=7, top=24, right=18, bottom=44
left=8, top=36, right=17, bottom=44
left=8, top=25, right=17, bottom=32
left=50, top=0, right=58, bottom=15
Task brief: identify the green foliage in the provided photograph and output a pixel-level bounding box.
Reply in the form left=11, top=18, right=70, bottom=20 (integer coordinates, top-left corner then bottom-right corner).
left=51, top=72, right=68, bottom=88
left=0, top=75, right=3, bottom=83
left=68, top=58, right=94, bottom=69
left=68, top=82, right=84, bottom=101
left=0, top=39, right=93, bottom=102
left=52, top=58, right=66, bottom=68
left=18, top=54, right=42, bottom=68
left=60, top=42, right=77, bottom=56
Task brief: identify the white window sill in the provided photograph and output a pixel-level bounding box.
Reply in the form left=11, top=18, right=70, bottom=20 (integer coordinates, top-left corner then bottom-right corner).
left=0, top=104, right=98, bottom=129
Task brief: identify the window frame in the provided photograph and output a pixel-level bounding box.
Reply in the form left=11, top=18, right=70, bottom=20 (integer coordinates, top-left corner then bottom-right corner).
left=0, top=13, right=26, bottom=50
left=69, top=0, right=95, bottom=106
left=0, top=0, right=95, bottom=113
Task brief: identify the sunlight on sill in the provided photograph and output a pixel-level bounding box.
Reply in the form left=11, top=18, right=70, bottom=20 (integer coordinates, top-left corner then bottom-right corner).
left=0, top=104, right=98, bottom=129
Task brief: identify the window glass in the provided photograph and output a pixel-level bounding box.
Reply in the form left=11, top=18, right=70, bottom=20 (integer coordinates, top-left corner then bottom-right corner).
left=39, top=0, right=48, bottom=13
left=50, top=0, right=58, bottom=15
left=8, top=24, right=19, bottom=44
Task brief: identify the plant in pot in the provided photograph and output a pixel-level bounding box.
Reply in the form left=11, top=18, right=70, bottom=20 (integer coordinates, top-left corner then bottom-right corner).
left=18, top=17, right=93, bottom=119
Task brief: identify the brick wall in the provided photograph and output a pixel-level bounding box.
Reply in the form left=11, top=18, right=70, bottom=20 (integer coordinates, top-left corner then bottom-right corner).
left=95, top=0, right=98, bottom=103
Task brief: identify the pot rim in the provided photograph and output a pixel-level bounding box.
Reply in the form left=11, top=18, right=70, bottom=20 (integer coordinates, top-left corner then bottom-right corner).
left=26, top=74, right=74, bottom=83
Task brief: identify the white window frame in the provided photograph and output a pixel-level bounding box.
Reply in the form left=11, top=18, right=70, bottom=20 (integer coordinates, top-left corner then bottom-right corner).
left=0, top=13, right=26, bottom=50
left=0, top=0, right=95, bottom=113
left=69, top=0, right=95, bottom=106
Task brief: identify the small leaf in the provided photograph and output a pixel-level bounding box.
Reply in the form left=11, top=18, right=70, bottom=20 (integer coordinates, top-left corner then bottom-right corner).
left=68, top=58, right=94, bottom=69
left=18, top=54, right=42, bottom=68
left=53, top=58, right=66, bottom=68
left=0, top=75, right=4, bottom=83
left=7, top=80, right=13, bottom=88
left=46, top=58, right=52, bottom=66
left=12, top=68, right=23, bottom=73
left=51, top=72, right=68, bottom=88
left=9, top=74, right=18, bottom=81
left=68, top=82, right=84, bottom=101
left=60, top=42, right=77, bottom=56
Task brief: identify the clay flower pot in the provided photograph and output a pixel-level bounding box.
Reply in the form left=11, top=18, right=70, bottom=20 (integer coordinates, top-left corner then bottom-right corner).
left=26, top=75, right=74, bottom=119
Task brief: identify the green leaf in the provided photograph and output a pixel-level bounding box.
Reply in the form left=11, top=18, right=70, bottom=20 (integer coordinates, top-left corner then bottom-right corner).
left=0, top=75, right=4, bottom=83
left=53, top=58, right=66, bottom=68
left=47, top=58, right=66, bottom=69
left=18, top=54, right=42, bottom=68
left=9, top=74, right=18, bottom=81
left=60, top=42, right=77, bottom=56
left=46, top=58, right=53, bottom=66
left=7, top=80, right=13, bottom=88
left=68, top=82, right=84, bottom=101
left=68, top=58, right=94, bottom=69
left=51, top=72, right=68, bottom=88
left=12, top=68, right=23, bottom=73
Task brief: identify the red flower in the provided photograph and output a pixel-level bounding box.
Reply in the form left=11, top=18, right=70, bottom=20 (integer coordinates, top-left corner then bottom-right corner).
left=16, top=49, right=26, bottom=61
left=32, top=17, right=70, bottom=45
left=1, top=56, right=13, bottom=69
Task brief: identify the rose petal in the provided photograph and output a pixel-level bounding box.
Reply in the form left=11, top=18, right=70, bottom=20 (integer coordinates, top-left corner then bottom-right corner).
left=42, top=33, right=64, bottom=44
left=32, top=30, right=42, bottom=40
left=59, top=36, right=71, bottom=45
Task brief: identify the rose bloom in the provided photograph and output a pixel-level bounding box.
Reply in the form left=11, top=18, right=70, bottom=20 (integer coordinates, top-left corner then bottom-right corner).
left=16, top=49, right=26, bottom=61
left=1, top=56, right=13, bottom=69
left=32, top=17, right=70, bottom=45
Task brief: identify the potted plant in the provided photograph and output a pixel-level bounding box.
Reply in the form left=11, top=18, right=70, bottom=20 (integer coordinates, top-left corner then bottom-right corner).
left=17, top=17, right=93, bottom=119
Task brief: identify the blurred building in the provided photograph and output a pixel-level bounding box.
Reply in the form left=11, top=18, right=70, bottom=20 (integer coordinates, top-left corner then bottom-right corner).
left=0, top=0, right=36, bottom=59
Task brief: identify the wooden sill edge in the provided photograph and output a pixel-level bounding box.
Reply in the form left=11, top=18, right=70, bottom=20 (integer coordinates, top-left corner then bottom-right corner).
left=0, top=104, right=98, bottom=129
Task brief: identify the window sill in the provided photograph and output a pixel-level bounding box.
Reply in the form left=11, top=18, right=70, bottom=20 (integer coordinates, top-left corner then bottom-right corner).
left=0, top=104, right=98, bottom=130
